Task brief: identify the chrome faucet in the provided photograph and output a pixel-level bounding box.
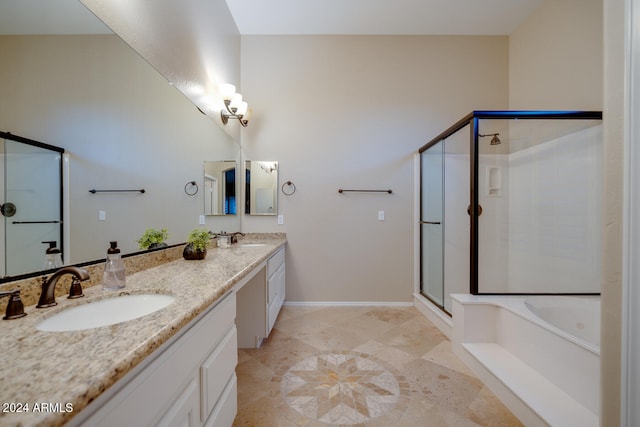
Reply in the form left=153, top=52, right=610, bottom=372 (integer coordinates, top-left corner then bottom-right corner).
left=0, top=289, right=26, bottom=319
left=37, top=266, right=90, bottom=308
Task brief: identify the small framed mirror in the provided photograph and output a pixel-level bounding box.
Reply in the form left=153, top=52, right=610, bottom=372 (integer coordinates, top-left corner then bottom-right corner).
left=204, top=161, right=237, bottom=215
left=245, top=161, right=278, bottom=215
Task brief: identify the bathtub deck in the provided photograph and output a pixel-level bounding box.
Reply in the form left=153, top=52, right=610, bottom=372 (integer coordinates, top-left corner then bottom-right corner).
left=463, top=343, right=598, bottom=427
left=450, top=294, right=600, bottom=427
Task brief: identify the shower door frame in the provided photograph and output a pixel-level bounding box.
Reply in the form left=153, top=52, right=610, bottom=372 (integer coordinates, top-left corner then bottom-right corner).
left=419, top=113, right=474, bottom=313
left=0, top=131, right=65, bottom=279
left=419, top=110, right=603, bottom=312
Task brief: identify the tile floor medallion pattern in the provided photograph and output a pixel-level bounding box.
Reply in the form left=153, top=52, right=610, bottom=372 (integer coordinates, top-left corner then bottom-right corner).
left=280, top=351, right=409, bottom=425
left=234, top=306, right=523, bottom=426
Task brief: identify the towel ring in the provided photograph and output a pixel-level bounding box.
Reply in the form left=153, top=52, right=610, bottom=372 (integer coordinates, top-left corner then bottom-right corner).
left=282, top=180, right=296, bottom=196
left=185, top=181, right=198, bottom=196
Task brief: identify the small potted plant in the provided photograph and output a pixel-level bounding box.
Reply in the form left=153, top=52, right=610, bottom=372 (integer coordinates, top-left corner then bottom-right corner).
left=183, top=228, right=211, bottom=260
left=137, top=228, right=169, bottom=250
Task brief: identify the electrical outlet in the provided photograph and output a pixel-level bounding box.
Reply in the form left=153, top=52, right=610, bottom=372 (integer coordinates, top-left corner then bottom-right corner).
left=99, top=210, right=106, bottom=221
left=278, top=215, right=284, bottom=225
left=378, top=211, right=385, bottom=221
left=199, top=215, right=205, bottom=225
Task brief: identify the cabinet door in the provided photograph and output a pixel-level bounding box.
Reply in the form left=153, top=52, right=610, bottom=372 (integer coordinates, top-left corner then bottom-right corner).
left=157, top=378, right=199, bottom=427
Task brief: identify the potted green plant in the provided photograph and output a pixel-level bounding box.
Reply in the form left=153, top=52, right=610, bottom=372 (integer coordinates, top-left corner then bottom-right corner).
left=137, top=228, right=169, bottom=250
left=183, top=228, right=211, bottom=260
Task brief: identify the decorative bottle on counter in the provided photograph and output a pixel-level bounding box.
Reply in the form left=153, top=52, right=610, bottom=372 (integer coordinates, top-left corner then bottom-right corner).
left=42, top=241, right=63, bottom=270
left=103, top=241, right=126, bottom=290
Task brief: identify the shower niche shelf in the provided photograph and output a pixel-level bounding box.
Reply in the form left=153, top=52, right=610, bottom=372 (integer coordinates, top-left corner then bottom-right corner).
left=486, top=166, right=501, bottom=197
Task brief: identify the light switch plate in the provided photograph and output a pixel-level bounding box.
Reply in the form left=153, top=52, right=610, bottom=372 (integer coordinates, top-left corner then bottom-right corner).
left=99, top=210, right=106, bottom=221
left=199, top=215, right=205, bottom=225
left=378, top=211, right=385, bottom=221
left=278, top=215, right=284, bottom=225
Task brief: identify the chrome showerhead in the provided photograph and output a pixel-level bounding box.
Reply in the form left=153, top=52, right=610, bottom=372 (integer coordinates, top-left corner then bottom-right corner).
left=479, top=133, right=501, bottom=145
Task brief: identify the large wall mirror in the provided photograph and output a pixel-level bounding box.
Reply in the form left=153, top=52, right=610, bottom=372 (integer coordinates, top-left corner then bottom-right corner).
left=245, top=161, right=278, bottom=215
left=0, top=0, right=240, bottom=281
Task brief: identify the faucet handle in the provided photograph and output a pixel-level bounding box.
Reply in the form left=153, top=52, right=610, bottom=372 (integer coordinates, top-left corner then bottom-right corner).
left=0, top=289, right=27, bottom=320
left=68, top=278, right=84, bottom=299
left=230, top=232, right=245, bottom=244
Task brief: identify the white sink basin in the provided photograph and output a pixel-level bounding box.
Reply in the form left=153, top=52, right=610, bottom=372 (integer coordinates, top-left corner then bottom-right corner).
left=36, top=294, right=175, bottom=332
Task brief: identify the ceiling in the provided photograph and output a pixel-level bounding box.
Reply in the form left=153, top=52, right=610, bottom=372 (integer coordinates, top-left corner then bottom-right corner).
left=0, top=0, right=544, bottom=36
left=225, top=0, right=544, bottom=35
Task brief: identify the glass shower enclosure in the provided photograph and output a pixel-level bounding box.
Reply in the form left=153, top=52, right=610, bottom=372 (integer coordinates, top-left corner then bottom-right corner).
left=419, top=111, right=603, bottom=314
left=0, top=132, right=64, bottom=278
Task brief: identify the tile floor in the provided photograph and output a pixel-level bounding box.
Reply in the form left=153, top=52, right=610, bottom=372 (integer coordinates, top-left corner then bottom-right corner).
left=233, top=305, right=522, bottom=426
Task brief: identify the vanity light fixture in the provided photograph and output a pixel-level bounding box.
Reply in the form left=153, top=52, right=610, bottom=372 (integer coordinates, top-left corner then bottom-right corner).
left=219, top=83, right=251, bottom=127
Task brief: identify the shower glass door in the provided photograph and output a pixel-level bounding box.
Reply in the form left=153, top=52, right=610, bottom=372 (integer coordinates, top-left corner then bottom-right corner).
left=1, top=135, right=63, bottom=277
left=420, top=140, right=444, bottom=308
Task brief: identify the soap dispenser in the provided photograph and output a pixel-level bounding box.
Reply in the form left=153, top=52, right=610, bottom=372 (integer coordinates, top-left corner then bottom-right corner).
left=103, top=241, right=126, bottom=290
left=217, top=231, right=231, bottom=249
left=42, top=241, right=63, bottom=270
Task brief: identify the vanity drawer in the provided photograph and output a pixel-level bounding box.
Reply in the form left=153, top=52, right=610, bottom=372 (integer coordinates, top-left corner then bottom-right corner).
left=203, top=374, right=237, bottom=427
left=201, top=292, right=236, bottom=351
left=267, top=247, right=285, bottom=277
left=200, top=326, right=238, bottom=422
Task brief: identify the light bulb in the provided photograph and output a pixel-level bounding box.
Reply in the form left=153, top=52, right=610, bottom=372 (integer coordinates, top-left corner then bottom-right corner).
left=229, top=93, right=243, bottom=109
left=219, top=83, right=236, bottom=101
left=236, top=101, right=248, bottom=116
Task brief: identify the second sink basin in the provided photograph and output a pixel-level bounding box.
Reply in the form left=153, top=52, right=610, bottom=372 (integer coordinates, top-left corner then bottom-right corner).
left=36, top=294, right=175, bottom=332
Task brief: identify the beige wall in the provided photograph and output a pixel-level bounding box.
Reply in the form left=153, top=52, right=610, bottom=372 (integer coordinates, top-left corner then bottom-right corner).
left=241, top=35, right=509, bottom=302
left=509, top=0, right=603, bottom=110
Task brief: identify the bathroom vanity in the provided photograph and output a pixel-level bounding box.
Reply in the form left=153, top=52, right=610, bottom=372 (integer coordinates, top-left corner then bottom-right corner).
left=0, top=236, right=286, bottom=427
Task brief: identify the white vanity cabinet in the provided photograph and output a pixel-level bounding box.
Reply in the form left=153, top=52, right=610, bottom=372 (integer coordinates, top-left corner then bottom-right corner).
left=266, top=247, right=285, bottom=334
left=74, top=292, right=238, bottom=427
left=235, top=246, right=286, bottom=348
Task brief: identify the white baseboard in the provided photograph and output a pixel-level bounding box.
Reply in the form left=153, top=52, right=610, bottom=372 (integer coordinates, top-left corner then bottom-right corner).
left=413, top=293, right=452, bottom=339
left=283, top=301, right=414, bottom=307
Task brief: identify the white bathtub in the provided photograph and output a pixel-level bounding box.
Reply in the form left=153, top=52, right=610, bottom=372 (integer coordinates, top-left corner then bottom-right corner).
left=524, top=295, right=600, bottom=349
left=450, top=294, right=600, bottom=427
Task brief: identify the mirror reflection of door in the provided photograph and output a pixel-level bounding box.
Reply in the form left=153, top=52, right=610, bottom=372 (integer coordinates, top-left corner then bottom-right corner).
left=0, top=133, right=64, bottom=277
left=203, top=161, right=236, bottom=216
left=204, top=175, right=218, bottom=215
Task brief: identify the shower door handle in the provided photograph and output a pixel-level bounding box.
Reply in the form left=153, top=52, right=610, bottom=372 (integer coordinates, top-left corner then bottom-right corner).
left=420, top=221, right=441, bottom=225
left=467, top=204, right=483, bottom=216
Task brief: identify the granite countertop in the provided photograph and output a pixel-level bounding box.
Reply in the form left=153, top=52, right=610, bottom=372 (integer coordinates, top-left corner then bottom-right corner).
left=0, top=237, right=286, bottom=427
